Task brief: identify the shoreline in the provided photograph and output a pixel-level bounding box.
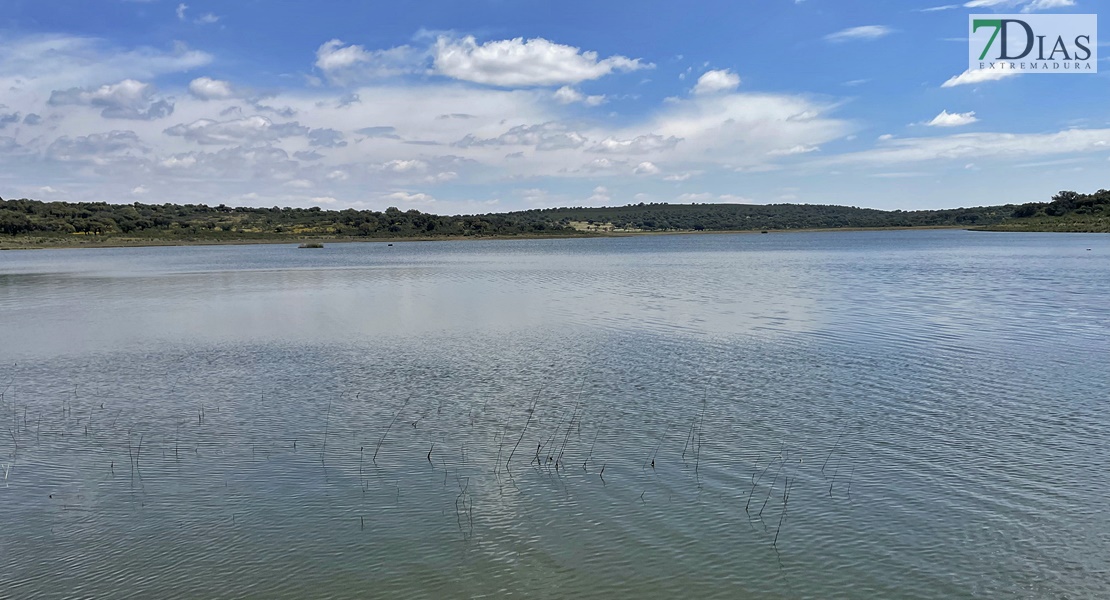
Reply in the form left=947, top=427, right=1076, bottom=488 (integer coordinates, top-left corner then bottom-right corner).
left=0, top=226, right=978, bottom=251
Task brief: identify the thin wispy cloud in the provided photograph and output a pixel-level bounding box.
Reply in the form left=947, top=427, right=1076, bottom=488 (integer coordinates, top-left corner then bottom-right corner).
left=825, top=26, right=894, bottom=43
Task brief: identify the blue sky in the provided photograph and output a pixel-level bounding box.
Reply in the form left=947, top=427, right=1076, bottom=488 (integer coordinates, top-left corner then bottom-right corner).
left=0, top=0, right=1105, bottom=213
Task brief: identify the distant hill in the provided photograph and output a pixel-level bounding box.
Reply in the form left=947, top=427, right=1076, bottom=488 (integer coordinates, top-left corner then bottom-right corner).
left=500, top=202, right=1009, bottom=232
left=0, top=188, right=1106, bottom=247
left=977, top=189, right=1110, bottom=233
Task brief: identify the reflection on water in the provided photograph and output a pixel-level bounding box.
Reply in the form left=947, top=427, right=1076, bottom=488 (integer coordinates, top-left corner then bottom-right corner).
left=1, top=230, right=1109, bottom=599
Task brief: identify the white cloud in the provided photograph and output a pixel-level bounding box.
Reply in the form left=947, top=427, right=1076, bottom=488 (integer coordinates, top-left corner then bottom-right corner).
left=425, top=171, right=458, bottom=183
left=1023, top=0, right=1075, bottom=10
left=382, top=159, right=429, bottom=172
left=0, top=35, right=211, bottom=94
left=826, top=127, right=1110, bottom=166
left=692, top=69, right=740, bottom=95
left=175, top=3, right=188, bottom=21
left=384, top=191, right=435, bottom=204
left=46, top=130, right=146, bottom=163
left=310, top=196, right=338, bottom=204
left=960, top=0, right=1073, bottom=10
left=314, top=39, right=420, bottom=83
left=0, top=33, right=852, bottom=211
left=592, top=134, right=681, bottom=154
left=454, top=122, right=588, bottom=151
left=825, top=26, right=894, bottom=43
left=48, top=79, right=174, bottom=120
left=768, top=144, right=820, bottom=156
left=676, top=193, right=753, bottom=204
left=433, top=35, right=650, bottom=87
left=941, top=63, right=1019, bottom=87
left=163, top=116, right=309, bottom=145
left=188, top=77, right=234, bottom=100
left=963, top=0, right=1008, bottom=6
left=926, top=110, right=979, bottom=127
left=586, top=185, right=611, bottom=205
left=130, top=185, right=149, bottom=195
left=553, top=86, right=606, bottom=106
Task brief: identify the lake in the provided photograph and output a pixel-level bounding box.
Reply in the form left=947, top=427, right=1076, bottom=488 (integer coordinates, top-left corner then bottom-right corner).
left=2, top=230, right=1108, bottom=599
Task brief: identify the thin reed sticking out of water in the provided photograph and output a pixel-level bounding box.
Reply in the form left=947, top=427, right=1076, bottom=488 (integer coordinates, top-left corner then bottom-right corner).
left=321, top=400, right=332, bottom=466
left=645, top=424, right=671, bottom=471
left=822, top=432, right=844, bottom=475
left=374, top=397, right=408, bottom=464
left=774, top=477, right=793, bottom=548
left=759, top=448, right=787, bottom=518
left=505, top=389, right=542, bottom=476
left=555, top=400, right=580, bottom=470
left=583, top=422, right=602, bottom=471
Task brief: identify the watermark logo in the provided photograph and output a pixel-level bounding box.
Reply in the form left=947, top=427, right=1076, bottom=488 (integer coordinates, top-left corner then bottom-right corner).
left=970, top=14, right=1097, bottom=73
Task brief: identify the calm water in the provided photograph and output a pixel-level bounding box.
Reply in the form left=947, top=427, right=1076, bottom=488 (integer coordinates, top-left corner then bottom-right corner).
left=1, top=230, right=1108, bottom=599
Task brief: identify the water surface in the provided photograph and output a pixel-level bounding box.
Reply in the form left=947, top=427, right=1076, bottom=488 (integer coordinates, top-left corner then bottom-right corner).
left=2, top=230, right=1108, bottom=598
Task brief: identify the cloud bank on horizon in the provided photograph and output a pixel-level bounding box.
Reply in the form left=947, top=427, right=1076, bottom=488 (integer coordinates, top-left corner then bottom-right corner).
left=0, top=0, right=1105, bottom=213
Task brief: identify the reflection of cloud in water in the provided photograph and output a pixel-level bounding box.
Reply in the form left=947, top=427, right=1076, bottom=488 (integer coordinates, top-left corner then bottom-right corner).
left=1, top=240, right=828, bottom=357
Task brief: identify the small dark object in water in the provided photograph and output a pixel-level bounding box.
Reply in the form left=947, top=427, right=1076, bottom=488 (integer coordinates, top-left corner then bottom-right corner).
left=761, top=230, right=769, bottom=234
left=388, top=243, right=393, bottom=246
left=298, top=242, right=324, bottom=249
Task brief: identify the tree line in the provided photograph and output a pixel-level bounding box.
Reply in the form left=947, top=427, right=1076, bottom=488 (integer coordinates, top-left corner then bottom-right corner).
left=0, top=189, right=1103, bottom=240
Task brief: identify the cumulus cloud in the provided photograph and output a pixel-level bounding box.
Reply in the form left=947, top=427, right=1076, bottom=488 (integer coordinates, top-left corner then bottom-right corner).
left=188, top=77, right=234, bottom=100
left=926, top=110, right=979, bottom=127
left=433, top=35, right=650, bottom=87
left=825, top=26, right=894, bottom=43
left=0, top=32, right=859, bottom=210
left=692, top=69, right=740, bottom=94
left=163, top=116, right=309, bottom=145
left=48, top=79, right=174, bottom=120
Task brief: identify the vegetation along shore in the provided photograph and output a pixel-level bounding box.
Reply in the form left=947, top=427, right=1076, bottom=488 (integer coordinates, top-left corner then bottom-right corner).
left=1, top=188, right=1106, bottom=249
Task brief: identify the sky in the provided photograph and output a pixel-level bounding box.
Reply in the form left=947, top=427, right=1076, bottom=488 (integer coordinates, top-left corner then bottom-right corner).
left=0, top=0, right=1106, bottom=214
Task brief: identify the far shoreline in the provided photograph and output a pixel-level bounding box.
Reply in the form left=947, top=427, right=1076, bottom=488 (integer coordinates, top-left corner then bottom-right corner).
left=0, top=225, right=982, bottom=251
